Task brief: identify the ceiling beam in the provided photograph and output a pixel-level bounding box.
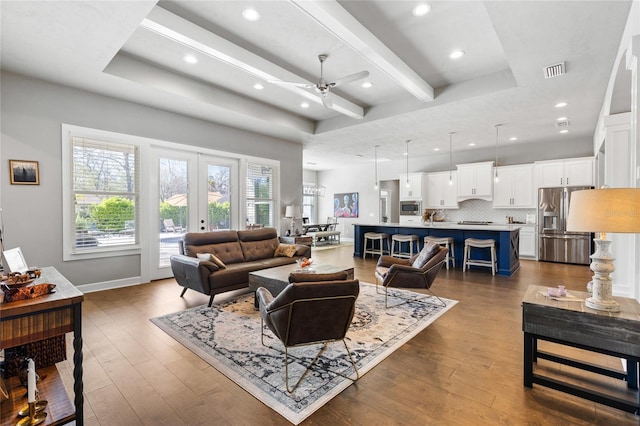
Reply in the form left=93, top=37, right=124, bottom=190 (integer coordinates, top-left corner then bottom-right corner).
left=290, top=0, right=434, bottom=102
left=141, top=7, right=365, bottom=119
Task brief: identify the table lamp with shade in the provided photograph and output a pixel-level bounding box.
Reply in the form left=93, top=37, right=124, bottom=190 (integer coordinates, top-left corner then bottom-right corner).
left=566, top=187, right=640, bottom=312
left=285, top=205, right=301, bottom=236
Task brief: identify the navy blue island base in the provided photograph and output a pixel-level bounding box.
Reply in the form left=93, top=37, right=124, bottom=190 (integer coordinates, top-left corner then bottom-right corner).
left=353, top=223, right=520, bottom=277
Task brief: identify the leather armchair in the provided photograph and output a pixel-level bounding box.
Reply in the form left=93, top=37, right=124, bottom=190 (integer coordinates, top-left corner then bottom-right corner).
left=375, top=246, right=448, bottom=308
left=256, top=272, right=360, bottom=392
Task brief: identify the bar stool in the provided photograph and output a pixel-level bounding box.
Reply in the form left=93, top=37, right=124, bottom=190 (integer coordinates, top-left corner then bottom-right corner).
left=363, top=232, right=389, bottom=259
left=391, top=234, right=420, bottom=259
left=424, top=236, right=455, bottom=270
left=463, top=238, right=497, bottom=275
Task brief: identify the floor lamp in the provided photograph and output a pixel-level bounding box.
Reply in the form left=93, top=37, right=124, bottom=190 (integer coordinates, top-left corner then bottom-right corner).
left=566, top=188, right=640, bottom=312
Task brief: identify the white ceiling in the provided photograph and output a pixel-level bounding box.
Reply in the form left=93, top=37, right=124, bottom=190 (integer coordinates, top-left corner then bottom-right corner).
left=0, top=1, right=632, bottom=170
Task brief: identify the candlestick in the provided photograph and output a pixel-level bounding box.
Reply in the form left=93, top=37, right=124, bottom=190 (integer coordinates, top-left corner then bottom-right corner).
left=27, top=358, right=36, bottom=403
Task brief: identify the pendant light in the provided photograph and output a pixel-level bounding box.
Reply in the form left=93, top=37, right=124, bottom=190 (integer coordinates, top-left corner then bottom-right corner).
left=494, top=124, right=502, bottom=182
left=448, top=132, right=455, bottom=185
left=373, top=145, right=379, bottom=191
left=405, top=139, right=410, bottom=188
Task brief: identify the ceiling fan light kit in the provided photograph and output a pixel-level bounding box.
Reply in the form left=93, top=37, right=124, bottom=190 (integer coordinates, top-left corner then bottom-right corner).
left=268, top=54, right=369, bottom=115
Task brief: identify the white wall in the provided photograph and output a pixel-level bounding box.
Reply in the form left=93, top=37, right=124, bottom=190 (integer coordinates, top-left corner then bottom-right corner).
left=0, top=72, right=303, bottom=286
left=595, top=1, right=640, bottom=301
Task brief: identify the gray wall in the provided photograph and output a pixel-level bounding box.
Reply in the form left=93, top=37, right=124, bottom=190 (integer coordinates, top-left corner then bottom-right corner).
left=0, top=72, right=302, bottom=285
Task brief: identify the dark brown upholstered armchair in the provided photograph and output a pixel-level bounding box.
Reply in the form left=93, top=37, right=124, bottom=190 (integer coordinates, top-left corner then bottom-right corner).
left=374, top=244, right=448, bottom=308
left=256, top=272, right=360, bottom=392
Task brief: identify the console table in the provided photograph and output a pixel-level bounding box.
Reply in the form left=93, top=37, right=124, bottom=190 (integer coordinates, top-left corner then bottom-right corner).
left=522, top=285, right=640, bottom=414
left=1, top=267, right=84, bottom=425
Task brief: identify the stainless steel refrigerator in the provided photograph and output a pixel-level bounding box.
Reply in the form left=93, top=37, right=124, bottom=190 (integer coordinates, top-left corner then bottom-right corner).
left=538, top=186, right=592, bottom=264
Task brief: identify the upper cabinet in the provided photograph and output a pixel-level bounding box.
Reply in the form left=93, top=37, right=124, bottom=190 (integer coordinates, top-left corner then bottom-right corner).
left=426, top=171, right=459, bottom=209
left=399, top=173, right=427, bottom=200
left=457, top=161, right=494, bottom=201
left=535, top=157, right=594, bottom=188
left=493, top=164, right=535, bottom=208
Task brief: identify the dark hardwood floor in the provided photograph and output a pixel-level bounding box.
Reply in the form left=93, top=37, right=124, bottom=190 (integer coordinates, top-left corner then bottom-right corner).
left=57, top=245, right=639, bottom=425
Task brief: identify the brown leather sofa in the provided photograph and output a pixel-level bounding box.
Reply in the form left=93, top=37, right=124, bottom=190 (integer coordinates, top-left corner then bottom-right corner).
left=170, top=228, right=311, bottom=306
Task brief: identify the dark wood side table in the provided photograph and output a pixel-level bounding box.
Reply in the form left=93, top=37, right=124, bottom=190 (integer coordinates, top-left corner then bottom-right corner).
left=522, top=285, right=640, bottom=415
left=1, top=267, right=84, bottom=425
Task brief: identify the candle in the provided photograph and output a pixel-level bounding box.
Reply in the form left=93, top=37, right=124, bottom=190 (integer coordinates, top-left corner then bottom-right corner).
left=27, top=358, right=36, bottom=403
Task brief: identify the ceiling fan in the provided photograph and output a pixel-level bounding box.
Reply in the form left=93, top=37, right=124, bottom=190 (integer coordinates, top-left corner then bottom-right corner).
left=270, top=54, right=369, bottom=109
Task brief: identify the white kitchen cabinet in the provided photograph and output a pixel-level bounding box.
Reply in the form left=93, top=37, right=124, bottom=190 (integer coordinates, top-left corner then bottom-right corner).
left=399, top=173, right=427, bottom=200
left=493, top=164, right=535, bottom=208
left=426, top=171, right=458, bottom=209
left=519, top=225, right=537, bottom=258
left=457, top=161, right=494, bottom=201
left=535, top=157, right=594, bottom=188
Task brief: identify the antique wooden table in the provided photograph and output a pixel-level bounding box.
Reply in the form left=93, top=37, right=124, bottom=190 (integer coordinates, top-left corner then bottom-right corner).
left=522, top=285, right=640, bottom=414
left=1, top=267, right=84, bottom=425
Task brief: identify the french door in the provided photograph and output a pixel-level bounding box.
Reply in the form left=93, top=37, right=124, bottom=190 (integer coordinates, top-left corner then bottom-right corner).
left=149, top=148, right=238, bottom=280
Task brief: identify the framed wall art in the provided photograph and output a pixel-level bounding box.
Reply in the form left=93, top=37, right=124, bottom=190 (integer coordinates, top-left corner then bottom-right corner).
left=9, top=159, right=39, bottom=185
left=333, top=192, right=358, bottom=218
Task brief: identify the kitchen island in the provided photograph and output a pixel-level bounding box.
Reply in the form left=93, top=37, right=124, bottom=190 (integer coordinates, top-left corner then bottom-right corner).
left=354, top=222, right=520, bottom=276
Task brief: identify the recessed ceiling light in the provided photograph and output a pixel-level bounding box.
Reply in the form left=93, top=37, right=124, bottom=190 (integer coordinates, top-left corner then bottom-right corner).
left=253, top=83, right=264, bottom=90
left=556, top=116, right=568, bottom=121
left=559, top=129, right=569, bottom=134
left=434, top=148, right=440, bottom=151
left=555, top=102, right=568, bottom=108
left=469, top=143, right=476, bottom=146
left=449, top=50, right=465, bottom=59
left=242, top=8, right=260, bottom=21
left=412, top=3, right=432, bottom=16
left=509, top=137, right=518, bottom=141
left=362, top=81, right=373, bottom=88
left=301, top=102, right=309, bottom=108
left=183, top=54, right=197, bottom=64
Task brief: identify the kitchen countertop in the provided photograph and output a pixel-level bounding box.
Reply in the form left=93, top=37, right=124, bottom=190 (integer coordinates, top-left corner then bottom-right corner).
left=354, top=222, right=534, bottom=232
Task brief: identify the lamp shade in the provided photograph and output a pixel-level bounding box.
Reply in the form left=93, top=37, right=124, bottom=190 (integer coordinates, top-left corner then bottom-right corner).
left=285, top=205, right=294, bottom=218
left=566, top=188, right=640, bottom=233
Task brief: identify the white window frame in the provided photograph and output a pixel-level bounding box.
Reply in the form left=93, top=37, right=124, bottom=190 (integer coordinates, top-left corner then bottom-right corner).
left=62, top=124, right=281, bottom=262
left=245, top=162, right=278, bottom=227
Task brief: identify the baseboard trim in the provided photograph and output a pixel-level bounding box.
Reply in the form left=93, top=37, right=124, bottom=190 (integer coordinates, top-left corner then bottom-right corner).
left=76, top=276, right=143, bottom=293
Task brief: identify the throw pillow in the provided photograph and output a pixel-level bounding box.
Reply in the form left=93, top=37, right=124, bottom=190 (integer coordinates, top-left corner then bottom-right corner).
left=274, top=243, right=298, bottom=258
left=196, top=252, right=227, bottom=269
left=289, top=271, right=349, bottom=283
left=411, top=242, right=440, bottom=269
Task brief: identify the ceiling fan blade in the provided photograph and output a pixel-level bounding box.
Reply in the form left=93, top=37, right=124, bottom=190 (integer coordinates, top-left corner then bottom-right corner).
left=329, top=70, right=369, bottom=88
left=267, top=79, right=315, bottom=89
left=321, top=93, right=333, bottom=108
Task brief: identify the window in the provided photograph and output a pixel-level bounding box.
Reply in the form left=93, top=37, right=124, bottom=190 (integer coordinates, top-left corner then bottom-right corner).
left=302, top=184, right=316, bottom=222
left=246, top=163, right=275, bottom=227
left=71, top=137, right=139, bottom=252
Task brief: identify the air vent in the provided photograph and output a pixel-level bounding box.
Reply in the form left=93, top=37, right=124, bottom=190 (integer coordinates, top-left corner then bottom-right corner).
left=544, top=62, right=566, bottom=79
left=555, top=120, right=570, bottom=128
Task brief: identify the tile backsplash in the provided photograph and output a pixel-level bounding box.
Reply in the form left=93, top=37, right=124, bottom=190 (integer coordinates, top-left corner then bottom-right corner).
left=435, top=199, right=536, bottom=224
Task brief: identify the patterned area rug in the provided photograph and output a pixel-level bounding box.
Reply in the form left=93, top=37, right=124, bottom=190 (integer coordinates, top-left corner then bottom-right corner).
left=151, top=283, right=457, bottom=424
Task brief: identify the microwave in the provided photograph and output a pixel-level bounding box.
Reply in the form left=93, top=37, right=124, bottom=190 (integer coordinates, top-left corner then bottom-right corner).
left=400, top=200, right=421, bottom=216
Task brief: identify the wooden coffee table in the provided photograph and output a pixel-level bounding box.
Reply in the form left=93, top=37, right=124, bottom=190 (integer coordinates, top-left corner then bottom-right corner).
left=249, top=263, right=354, bottom=306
